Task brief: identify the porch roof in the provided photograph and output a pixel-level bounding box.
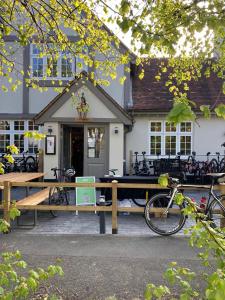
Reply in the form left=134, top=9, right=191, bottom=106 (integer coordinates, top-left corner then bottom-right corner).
left=34, top=72, right=132, bottom=125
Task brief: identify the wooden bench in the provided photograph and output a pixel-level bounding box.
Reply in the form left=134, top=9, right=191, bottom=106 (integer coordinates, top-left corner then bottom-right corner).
left=16, top=188, right=50, bottom=226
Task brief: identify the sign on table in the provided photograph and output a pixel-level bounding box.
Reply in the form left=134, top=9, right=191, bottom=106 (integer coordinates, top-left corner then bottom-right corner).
left=75, top=176, right=96, bottom=205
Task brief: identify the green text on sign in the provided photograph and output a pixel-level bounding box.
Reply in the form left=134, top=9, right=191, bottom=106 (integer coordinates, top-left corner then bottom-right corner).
left=76, top=176, right=96, bottom=205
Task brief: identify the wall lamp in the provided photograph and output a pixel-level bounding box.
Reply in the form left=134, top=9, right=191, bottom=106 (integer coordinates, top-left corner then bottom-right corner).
left=48, top=126, right=53, bottom=135
left=114, top=126, right=119, bottom=134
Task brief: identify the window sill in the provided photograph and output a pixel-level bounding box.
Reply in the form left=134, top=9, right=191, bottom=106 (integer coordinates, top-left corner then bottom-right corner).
left=28, top=79, right=73, bottom=87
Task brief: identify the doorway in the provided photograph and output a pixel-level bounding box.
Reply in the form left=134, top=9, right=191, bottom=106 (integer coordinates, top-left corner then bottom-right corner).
left=71, top=127, right=84, bottom=176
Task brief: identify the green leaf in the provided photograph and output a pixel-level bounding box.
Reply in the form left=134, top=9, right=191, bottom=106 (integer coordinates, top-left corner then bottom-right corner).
left=158, top=174, right=169, bottom=187
left=200, top=105, right=211, bottom=119
left=166, top=103, right=196, bottom=124
left=174, top=193, right=184, bottom=205
left=118, top=18, right=130, bottom=33
left=119, top=0, right=131, bottom=16
left=215, top=104, right=225, bottom=120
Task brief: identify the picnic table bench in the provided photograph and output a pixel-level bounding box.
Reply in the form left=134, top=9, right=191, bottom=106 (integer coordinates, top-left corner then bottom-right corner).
left=0, top=172, right=46, bottom=226
left=16, top=187, right=50, bottom=226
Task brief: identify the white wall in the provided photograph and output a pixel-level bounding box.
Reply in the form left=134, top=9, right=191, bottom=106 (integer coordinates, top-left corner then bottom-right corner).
left=109, top=123, right=124, bottom=175
left=193, top=118, right=225, bottom=157
left=95, top=53, right=125, bottom=107
left=43, top=122, right=60, bottom=179
left=52, top=87, right=116, bottom=119
left=125, top=115, right=225, bottom=168
left=0, top=44, right=23, bottom=113
left=29, top=88, right=59, bottom=113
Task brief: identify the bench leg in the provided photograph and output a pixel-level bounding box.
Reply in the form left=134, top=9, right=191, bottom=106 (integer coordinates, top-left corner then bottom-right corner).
left=16, top=211, right=37, bottom=227
left=34, top=210, right=37, bottom=226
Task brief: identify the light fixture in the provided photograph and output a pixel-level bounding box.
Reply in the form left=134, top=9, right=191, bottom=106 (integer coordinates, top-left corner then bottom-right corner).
left=48, top=126, right=53, bottom=135
left=114, top=126, right=119, bottom=134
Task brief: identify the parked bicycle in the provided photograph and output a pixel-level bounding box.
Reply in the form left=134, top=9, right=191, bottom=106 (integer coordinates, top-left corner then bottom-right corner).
left=208, top=144, right=225, bottom=173
left=133, top=151, right=141, bottom=175
left=0, top=153, right=13, bottom=173
left=144, top=173, right=225, bottom=236
left=13, top=151, right=36, bottom=172
left=49, top=167, right=76, bottom=216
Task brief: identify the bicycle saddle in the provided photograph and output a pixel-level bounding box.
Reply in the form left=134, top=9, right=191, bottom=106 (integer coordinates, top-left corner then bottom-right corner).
left=169, top=177, right=180, bottom=185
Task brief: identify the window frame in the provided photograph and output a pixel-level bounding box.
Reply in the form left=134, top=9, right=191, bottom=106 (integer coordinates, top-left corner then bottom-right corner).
left=30, top=44, right=76, bottom=80
left=149, top=121, right=192, bottom=158
left=0, top=120, right=42, bottom=155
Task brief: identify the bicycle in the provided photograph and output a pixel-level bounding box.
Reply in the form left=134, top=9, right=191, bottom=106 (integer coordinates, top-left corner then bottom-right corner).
left=133, top=151, right=141, bottom=175
left=49, top=167, right=76, bottom=216
left=25, top=149, right=39, bottom=172
left=13, top=151, right=36, bottom=172
left=144, top=173, right=225, bottom=236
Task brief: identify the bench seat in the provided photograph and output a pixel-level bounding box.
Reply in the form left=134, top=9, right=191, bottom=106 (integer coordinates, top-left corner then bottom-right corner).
left=16, top=188, right=50, bottom=226
left=17, top=188, right=50, bottom=206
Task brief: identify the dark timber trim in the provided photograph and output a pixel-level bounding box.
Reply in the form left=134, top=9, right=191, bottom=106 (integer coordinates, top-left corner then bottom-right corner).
left=23, top=45, right=30, bottom=114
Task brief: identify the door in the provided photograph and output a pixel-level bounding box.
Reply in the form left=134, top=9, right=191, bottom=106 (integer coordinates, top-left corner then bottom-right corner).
left=71, top=127, right=84, bottom=176
left=83, top=125, right=108, bottom=177
left=62, top=125, right=71, bottom=169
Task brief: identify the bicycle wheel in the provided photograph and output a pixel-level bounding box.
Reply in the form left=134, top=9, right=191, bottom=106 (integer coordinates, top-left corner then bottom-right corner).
left=208, top=159, right=219, bottom=173
left=49, top=187, right=69, bottom=217
left=25, top=156, right=36, bottom=172
left=131, top=197, right=146, bottom=207
left=207, top=196, right=225, bottom=229
left=219, top=158, right=225, bottom=172
left=144, top=193, right=186, bottom=236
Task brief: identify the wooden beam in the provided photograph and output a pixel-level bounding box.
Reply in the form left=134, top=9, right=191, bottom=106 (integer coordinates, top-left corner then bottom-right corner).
left=112, top=180, right=118, bottom=234
left=3, top=181, right=11, bottom=227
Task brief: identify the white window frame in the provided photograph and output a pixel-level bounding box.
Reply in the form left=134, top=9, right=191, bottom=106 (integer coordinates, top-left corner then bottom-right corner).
left=0, top=120, right=42, bottom=155
left=149, top=121, right=192, bottom=158
left=30, top=44, right=76, bottom=80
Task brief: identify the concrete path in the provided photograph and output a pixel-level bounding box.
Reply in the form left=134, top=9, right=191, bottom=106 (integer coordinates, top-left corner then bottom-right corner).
left=0, top=234, right=207, bottom=300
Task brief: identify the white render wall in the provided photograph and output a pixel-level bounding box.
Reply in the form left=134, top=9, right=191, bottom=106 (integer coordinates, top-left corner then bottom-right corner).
left=109, top=123, right=124, bottom=175
left=0, top=45, right=23, bottom=113
left=43, top=122, right=60, bottom=179
left=126, top=115, right=225, bottom=162
left=52, top=87, right=116, bottom=119
left=29, top=88, right=59, bottom=114
left=193, top=118, right=225, bottom=158
left=95, top=52, right=125, bottom=107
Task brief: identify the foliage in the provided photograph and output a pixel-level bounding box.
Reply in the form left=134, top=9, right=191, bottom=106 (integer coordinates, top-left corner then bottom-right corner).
left=98, top=0, right=225, bottom=120
left=0, top=0, right=129, bottom=90
left=152, top=175, right=225, bottom=299
left=0, top=1, right=225, bottom=122
left=0, top=136, right=62, bottom=299
left=0, top=250, right=63, bottom=300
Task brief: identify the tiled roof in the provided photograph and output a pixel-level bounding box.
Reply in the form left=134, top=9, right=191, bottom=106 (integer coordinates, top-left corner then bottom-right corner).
left=131, top=59, right=225, bottom=111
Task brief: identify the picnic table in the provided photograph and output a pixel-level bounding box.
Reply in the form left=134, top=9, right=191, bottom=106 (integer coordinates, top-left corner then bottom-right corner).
left=0, top=172, right=45, bottom=201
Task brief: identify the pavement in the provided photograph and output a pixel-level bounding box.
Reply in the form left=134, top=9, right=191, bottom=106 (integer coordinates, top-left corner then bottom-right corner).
left=0, top=234, right=208, bottom=300
left=0, top=188, right=212, bottom=299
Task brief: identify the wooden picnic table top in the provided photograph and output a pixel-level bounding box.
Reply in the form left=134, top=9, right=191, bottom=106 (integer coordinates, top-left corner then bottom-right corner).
left=0, top=172, right=45, bottom=186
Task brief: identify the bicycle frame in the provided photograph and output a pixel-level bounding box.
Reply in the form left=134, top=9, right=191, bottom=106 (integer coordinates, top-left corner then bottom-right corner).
left=164, top=179, right=225, bottom=216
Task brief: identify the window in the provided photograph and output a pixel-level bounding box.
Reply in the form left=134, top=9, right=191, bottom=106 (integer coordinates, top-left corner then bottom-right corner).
left=87, top=127, right=105, bottom=158
left=165, top=136, right=176, bottom=155
left=0, top=134, right=10, bottom=152
left=180, top=136, right=191, bottom=155
left=149, top=121, right=192, bottom=157
left=0, top=120, right=42, bottom=154
left=150, top=136, right=161, bottom=155
left=28, top=121, right=39, bottom=131
left=14, top=121, right=24, bottom=131
left=0, top=121, right=10, bottom=130
left=14, top=134, right=24, bottom=152
left=31, top=44, right=75, bottom=79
